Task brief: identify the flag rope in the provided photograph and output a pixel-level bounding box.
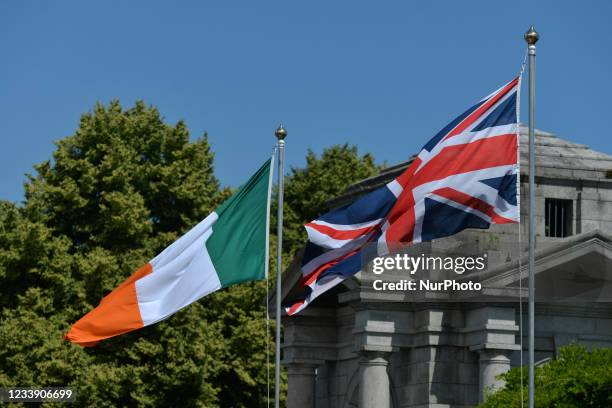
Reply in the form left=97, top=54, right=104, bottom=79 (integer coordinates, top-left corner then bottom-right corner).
left=518, top=193, right=525, bottom=408
left=266, top=265, right=271, bottom=408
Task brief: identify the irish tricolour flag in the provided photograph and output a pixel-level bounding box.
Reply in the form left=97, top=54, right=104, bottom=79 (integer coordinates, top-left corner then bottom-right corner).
left=66, top=158, right=273, bottom=346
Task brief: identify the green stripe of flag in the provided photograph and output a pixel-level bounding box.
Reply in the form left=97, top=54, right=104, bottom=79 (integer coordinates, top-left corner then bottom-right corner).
left=206, top=157, right=273, bottom=287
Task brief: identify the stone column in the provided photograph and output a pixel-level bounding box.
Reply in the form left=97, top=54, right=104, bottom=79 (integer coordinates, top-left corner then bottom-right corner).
left=286, top=362, right=318, bottom=408
left=358, top=351, right=391, bottom=408
left=477, top=350, right=512, bottom=402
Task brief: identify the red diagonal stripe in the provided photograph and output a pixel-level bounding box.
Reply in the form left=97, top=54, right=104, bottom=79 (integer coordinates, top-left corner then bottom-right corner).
left=445, top=78, right=519, bottom=140
left=305, top=221, right=380, bottom=241
left=431, top=187, right=516, bottom=224
left=300, top=240, right=367, bottom=287
left=287, top=300, right=305, bottom=316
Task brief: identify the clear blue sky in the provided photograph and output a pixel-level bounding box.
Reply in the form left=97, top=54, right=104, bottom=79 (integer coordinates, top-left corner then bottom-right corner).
left=1, top=1, right=611, bottom=203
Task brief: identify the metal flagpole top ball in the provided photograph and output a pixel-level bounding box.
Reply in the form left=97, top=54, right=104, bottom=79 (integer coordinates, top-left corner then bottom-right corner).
left=275, top=124, right=287, bottom=140
left=524, top=26, right=539, bottom=45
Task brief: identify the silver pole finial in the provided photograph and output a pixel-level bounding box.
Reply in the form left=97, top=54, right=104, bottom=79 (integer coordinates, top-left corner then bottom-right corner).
left=524, top=26, right=539, bottom=45
left=275, top=124, right=287, bottom=140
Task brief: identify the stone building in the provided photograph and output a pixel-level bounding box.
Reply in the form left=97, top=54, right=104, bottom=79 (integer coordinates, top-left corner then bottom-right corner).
left=271, top=127, right=612, bottom=408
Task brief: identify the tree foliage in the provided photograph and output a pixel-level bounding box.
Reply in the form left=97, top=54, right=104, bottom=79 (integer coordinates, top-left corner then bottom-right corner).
left=479, top=344, right=612, bottom=408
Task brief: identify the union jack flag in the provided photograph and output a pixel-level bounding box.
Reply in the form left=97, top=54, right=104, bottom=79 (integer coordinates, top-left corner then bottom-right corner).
left=287, top=77, right=521, bottom=315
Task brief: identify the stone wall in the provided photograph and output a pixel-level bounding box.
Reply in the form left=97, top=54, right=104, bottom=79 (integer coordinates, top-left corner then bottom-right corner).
left=285, top=301, right=612, bottom=407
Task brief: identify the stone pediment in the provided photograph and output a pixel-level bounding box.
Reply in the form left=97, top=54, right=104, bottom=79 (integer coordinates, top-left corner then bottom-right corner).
left=469, top=229, right=612, bottom=302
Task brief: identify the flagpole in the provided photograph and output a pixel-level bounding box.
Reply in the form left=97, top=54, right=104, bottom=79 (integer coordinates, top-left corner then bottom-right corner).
left=274, top=124, right=287, bottom=408
left=524, top=26, right=539, bottom=408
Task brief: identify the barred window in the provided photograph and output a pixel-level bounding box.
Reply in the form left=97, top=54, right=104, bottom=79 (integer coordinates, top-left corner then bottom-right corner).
left=545, top=198, right=572, bottom=237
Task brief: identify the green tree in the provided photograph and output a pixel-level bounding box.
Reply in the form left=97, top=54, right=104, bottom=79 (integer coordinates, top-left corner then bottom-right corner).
left=0, top=101, right=270, bottom=407
left=479, top=344, right=612, bottom=407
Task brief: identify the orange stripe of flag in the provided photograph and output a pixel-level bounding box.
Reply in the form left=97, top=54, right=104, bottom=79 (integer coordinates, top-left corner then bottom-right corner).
left=65, top=263, right=153, bottom=347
